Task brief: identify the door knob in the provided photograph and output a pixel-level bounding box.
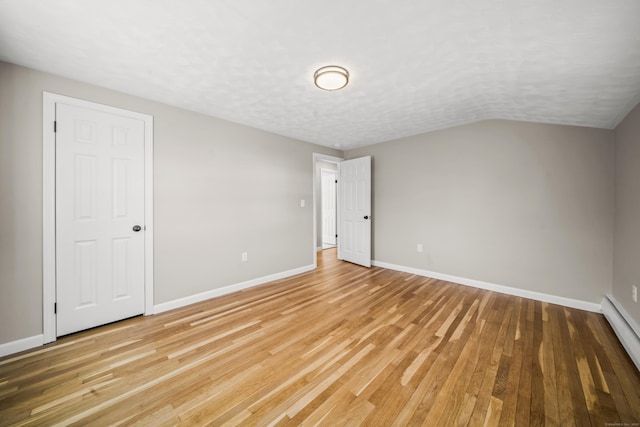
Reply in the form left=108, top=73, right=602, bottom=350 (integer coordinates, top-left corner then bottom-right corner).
left=132, top=225, right=142, bottom=232
left=364, top=215, right=369, bottom=220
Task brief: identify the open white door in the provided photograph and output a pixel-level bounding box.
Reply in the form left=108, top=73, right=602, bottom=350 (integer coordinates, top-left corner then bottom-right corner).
left=55, top=103, right=146, bottom=336
left=338, top=156, right=371, bottom=267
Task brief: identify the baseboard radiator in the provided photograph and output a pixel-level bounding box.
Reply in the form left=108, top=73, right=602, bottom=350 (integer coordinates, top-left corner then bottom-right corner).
left=601, top=296, right=640, bottom=371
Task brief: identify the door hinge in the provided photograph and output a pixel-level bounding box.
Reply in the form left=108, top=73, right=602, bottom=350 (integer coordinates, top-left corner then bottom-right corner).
left=336, top=234, right=338, bottom=238
left=335, top=179, right=338, bottom=184
left=54, top=302, right=57, bottom=314
left=53, top=121, right=57, bottom=133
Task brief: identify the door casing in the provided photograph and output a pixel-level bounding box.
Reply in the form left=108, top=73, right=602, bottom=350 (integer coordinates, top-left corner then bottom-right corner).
left=312, top=153, right=343, bottom=268
left=42, top=92, right=154, bottom=343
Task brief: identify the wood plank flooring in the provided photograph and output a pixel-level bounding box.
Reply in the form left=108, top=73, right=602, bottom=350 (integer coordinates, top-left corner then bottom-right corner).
left=1, top=248, right=639, bottom=426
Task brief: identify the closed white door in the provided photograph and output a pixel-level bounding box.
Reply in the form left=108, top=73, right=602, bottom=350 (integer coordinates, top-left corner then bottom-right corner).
left=339, top=156, right=371, bottom=267
left=56, top=103, right=146, bottom=336
left=321, top=169, right=337, bottom=246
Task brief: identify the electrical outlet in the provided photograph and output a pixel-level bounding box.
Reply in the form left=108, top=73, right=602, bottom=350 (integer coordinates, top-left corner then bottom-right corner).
left=300, top=199, right=305, bottom=208
left=633, top=285, right=638, bottom=303
left=417, top=244, right=423, bottom=253
left=241, top=252, right=248, bottom=262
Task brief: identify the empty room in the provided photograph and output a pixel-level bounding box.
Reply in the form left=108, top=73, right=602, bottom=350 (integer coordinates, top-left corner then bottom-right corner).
left=1, top=0, right=640, bottom=425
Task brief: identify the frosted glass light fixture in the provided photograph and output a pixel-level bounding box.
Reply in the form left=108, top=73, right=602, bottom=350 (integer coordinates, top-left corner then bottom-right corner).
left=314, top=65, right=349, bottom=91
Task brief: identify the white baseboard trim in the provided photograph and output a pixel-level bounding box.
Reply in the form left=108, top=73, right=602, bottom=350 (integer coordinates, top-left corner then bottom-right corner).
left=154, top=264, right=316, bottom=314
left=602, top=296, right=640, bottom=371
left=0, top=334, right=44, bottom=358
left=372, top=260, right=601, bottom=313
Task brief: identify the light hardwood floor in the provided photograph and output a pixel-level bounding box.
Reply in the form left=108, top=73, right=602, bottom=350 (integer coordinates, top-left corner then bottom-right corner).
left=1, top=248, right=639, bottom=426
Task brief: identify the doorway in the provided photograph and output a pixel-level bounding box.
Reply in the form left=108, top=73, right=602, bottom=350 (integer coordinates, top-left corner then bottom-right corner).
left=313, top=153, right=373, bottom=269
left=313, top=154, right=342, bottom=267
left=320, top=168, right=338, bottom=249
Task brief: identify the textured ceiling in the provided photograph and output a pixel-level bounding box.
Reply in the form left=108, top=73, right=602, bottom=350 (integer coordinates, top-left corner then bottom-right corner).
left=1, top=0, right=639, bottom=149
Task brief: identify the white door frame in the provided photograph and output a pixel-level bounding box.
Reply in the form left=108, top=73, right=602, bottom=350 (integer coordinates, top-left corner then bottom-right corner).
left=312, top=153, right=343, bottom=268
left=42, top=92, right=154, bottom=344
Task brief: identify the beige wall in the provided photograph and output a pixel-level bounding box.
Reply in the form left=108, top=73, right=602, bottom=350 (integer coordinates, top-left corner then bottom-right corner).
left=613, top=102, right=640, bottom=327
left=0, top=61, right=340, bottom=345
left=346, top=120, right=615, bottom=304
left=1, top=57, right=634, bottom=349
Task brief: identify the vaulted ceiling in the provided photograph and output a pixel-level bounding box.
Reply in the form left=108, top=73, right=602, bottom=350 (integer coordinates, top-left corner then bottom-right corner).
left=1, top=0, right=639, bottom=149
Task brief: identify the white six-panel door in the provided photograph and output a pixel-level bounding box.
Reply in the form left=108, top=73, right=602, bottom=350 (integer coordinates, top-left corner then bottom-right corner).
left=56, top=103, right=146, bottom=336
left=339, top=156, right=371, bottom=267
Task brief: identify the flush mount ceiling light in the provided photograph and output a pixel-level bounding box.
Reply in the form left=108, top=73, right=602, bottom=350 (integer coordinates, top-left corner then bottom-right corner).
left=314, top=65, right=349, bottom=91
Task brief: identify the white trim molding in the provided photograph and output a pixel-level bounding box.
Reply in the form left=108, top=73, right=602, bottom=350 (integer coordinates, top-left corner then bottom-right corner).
left=601, top=296, right=640, bottom=371
left=42, top=92, right=154, bottom=343
left=0, top=335, right=44, bottom=358
left=372, top=260, right=602, bottom=313
left=154, top=264, right=316, bottom=314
